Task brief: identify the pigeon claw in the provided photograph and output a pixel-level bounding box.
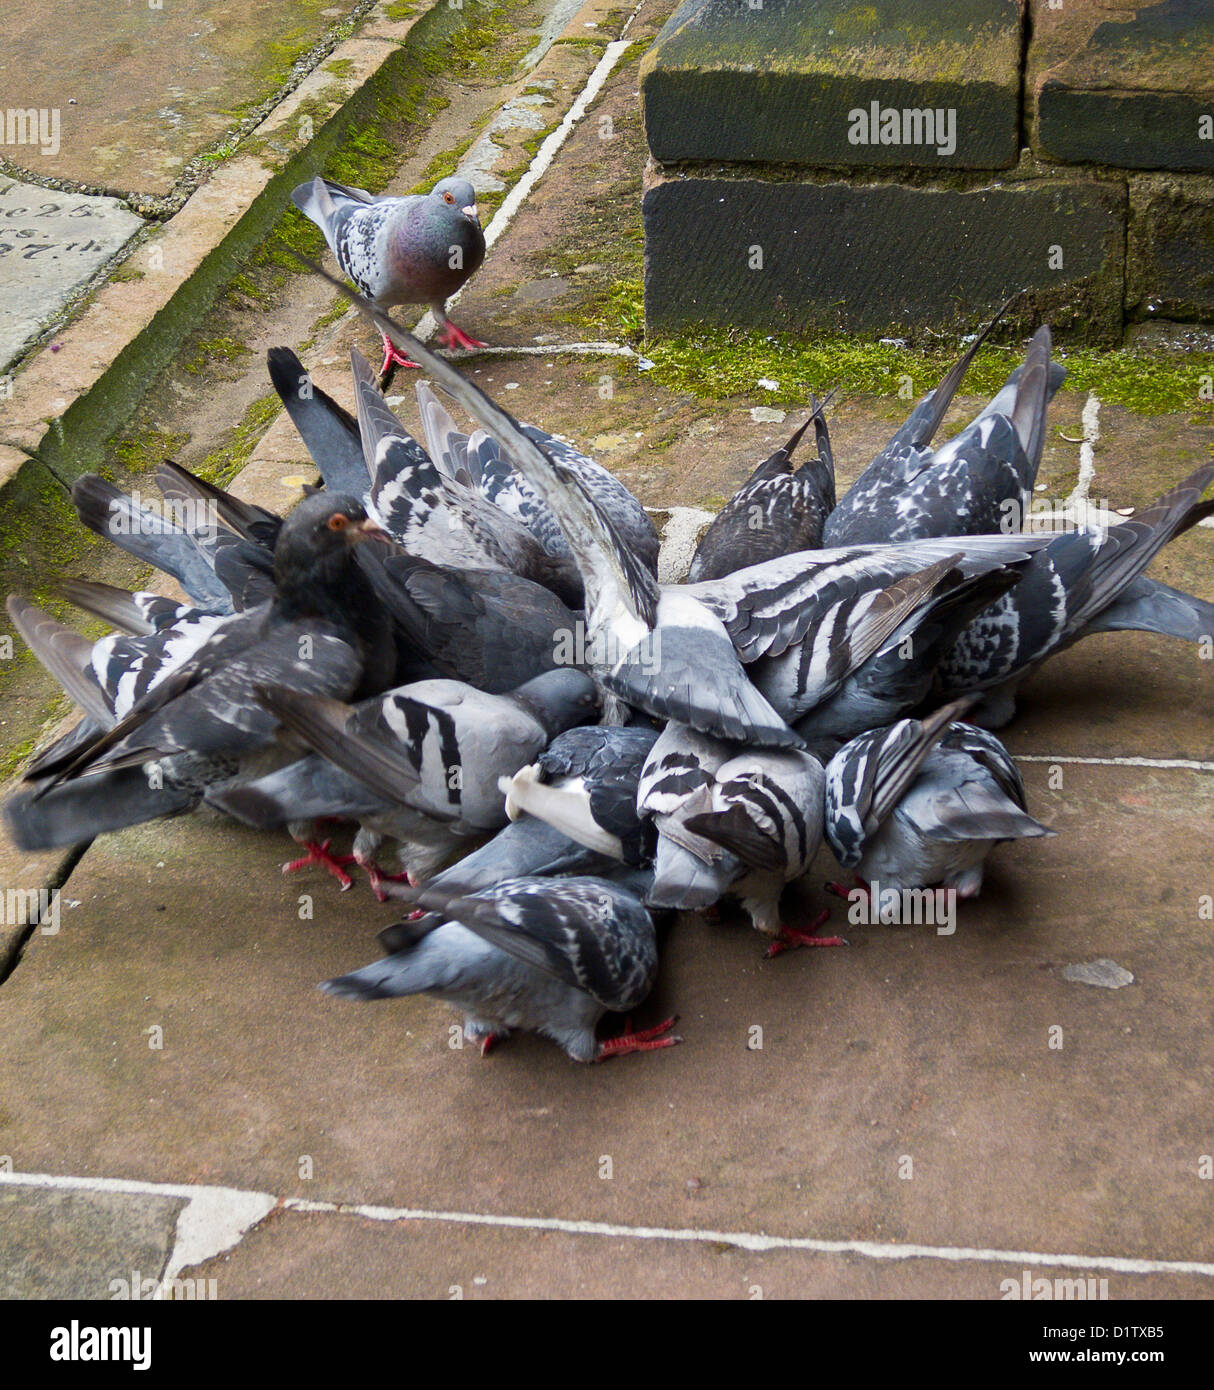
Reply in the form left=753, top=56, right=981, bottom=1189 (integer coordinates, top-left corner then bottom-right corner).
left=282, top=839, right=357, bottom=892
left=764, top=909, right=848, bottom=959
left=361, top=860, right=413, bottom=903
left=596, top=1015, right=681, bottom=1061
left=435, top=321, right=486, bottom=352
left=479, top=1032, right=503, bottom=1057
left=379, top=333, right=421, bottom=378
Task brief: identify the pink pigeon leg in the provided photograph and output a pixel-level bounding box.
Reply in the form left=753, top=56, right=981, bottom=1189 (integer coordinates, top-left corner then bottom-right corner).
left=282, top=839, right=357, bottom=892
left=596, top=1016, right=681, bottom=1060
left=763, top=907, right=848, bottom=959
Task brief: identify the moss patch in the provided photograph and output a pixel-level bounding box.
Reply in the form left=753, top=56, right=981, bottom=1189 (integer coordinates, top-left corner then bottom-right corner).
left=634, top=316, right=1214, bottom=417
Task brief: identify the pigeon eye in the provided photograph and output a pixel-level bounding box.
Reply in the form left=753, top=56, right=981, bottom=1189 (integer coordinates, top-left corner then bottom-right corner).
left=443, top=192, right=455, bottom=203
left=327, top=513, right=349, bottom=532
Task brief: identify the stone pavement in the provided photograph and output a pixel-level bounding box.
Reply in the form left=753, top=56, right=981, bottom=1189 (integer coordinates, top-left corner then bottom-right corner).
left=1, top=0, right=1213, bottom=1300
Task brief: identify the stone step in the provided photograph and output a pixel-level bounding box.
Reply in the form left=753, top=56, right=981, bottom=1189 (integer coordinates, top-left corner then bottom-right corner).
left=640, top=0, right=1023, bottom=170
left=642, top=161, right=1126, bottom=343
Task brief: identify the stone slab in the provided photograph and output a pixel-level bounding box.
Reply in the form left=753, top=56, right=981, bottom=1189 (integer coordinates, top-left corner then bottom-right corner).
left=0, top=1182, right=184, bottom=1300
left=1127, top=172, right=1214, bottom=321
left=0, top=0, right=368, bottom=199
left=642, top=168, right=1126, bottom=342
left=0, top=179, right=144, bottom=374
left=1029, top=0, right=1214, bottom=172
left=641, top=0, right=1023, bottom=168
left=0, top=756, right=1212, bottom=1268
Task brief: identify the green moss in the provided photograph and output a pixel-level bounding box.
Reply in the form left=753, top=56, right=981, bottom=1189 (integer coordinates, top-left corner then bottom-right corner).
left=640, top=319, right=1214, bottom=416
left=182, top=338, right=253, bottom=377
left=112, top=428, right=191, bottom=475
left=325, top=57, right=356, bottom=78
left=384, top=1, right=419, bottom=18
left=197, top=393, right=284, bottom=488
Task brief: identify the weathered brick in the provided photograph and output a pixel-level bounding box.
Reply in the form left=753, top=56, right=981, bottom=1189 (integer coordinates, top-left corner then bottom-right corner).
left=641, top=0, right=1023, bottom=170
left=643, top=164, right=1126, bottom=343
left=1029, top=0, right=1214, bottom=172
left=1127, top=172, right=1214, bottom=319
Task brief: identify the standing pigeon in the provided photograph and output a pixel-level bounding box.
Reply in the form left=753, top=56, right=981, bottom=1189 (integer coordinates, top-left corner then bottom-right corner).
left=291, top=175, right=486, bottom=376
left=322, top=876, right=678, bottom=1062
left=824, top=701, right=1054, bottom=904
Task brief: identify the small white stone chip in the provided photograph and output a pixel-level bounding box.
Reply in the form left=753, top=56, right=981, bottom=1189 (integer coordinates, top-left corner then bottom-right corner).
left=1061, top=959, right=1135, bottom=989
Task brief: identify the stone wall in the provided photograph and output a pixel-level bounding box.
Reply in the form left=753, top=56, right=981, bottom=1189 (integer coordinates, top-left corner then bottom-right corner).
left=640, top=0, right=1214, bottom=343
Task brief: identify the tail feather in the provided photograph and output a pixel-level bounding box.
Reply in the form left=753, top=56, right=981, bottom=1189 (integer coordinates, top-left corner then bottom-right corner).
left=5, top=769, right=195, bottom=851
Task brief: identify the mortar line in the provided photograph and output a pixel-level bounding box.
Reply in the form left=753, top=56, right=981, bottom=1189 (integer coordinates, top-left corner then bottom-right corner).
left=1015, top=754, right=1214, bottom=773
left=4, top=1171, right=1213, bottom=1281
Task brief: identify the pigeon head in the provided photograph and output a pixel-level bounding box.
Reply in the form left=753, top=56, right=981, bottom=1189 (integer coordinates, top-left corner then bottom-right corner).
left=430, top=177, right=479, bottom=226
left=272, top=492, right=390, bottom=614
left=511, top=669, right=600, bottom=737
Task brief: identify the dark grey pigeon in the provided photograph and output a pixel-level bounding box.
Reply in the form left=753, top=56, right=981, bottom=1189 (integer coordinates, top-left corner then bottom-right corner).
left=824, top=701, right=1053, bottom=901
left=937, top=462, right=1214, bottom=725
left=4, top=493, right=395, bottom=852
left=323, top=875, right=678, bottom=1062
left=354, top=544, right=581, bottom=694
left=291, top=175, right=486, bottom=376
left=823, top=321, right=1066, bottom=547
left=688, top=400, right=836, bottom=582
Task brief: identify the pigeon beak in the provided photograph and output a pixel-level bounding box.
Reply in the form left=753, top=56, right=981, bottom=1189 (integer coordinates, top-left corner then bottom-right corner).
left=353, top=518, right=393, bottom=545
left=462, top=203, right=479, bottom=222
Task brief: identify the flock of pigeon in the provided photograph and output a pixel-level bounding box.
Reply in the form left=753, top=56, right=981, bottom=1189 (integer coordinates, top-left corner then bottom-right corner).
left=4, top=175, right=1213, bottom=1064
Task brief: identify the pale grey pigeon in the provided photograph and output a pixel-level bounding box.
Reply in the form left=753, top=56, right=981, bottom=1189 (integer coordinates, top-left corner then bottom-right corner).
left=824, top=701, right=1054, bottom=902
left=322, top=875, right=678, bottom=1062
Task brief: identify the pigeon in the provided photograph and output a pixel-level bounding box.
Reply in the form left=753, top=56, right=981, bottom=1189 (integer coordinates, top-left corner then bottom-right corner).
left=206, top=750, right=468, bottom=895
left=4, top=493, right=397, bottom=852
left=70, top=473, right=240, bottom=615
left=824, top=700, right=1054, bottom=903
left=322, top=875, right=678, bottom=1062
left=635, top=722, right=840, bottom=955
left=823, top=318, right=1066, bottom=547
left=688, top=400, right=836, bottom=582
left=415, top=381, right=661, bottom=581
left=246, top=668, right=600, bottom=887
left=937, top=462, right=1214, bottom=725
left=354, top=545, right=581, bottom=694
left=792, top=564, right=1026, bottom=747
left=291, top=175, right=486, bottom=376
left=497, top=723, right=660, bottom=865
left=349, top=347, right=585, bottom=605
left=289, top=256, right=1056, bottom=745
